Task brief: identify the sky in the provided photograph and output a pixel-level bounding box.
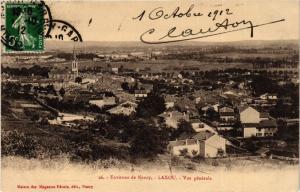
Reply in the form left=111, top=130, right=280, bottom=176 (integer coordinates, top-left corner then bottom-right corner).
left=45, top=0, right=299, bottom=42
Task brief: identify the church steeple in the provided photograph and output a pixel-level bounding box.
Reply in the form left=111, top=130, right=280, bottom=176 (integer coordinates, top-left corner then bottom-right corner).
left=71, top=45, right=78, bottom=78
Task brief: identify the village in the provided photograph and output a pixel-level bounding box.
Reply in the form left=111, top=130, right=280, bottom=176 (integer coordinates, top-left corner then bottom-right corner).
left=1, top=42, right=299, bottom=169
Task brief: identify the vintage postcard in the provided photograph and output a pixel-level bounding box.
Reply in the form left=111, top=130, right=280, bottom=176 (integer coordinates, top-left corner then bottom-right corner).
left=1, top=0, right=299, bottom=191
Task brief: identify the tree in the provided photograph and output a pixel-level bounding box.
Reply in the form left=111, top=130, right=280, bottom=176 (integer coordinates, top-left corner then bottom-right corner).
left=46, top=84, right=55, bottom=94
left=23, top=84, right=32, bottom=94
left=179, top=148, right=188, bottom=157
left=121, top=82, right=129, bottom=91
left=120, top=65, right=124, bottom=72
left=136, top=94, right=166, bottom=118
left=217, top=148, right=225, bottom=157
left=59, top=87, right=65, bottom=97
left=130, top=123, right=165, bottom=159
left=75, top=76, right=82, bottom=83
left=174, top=119, right=195, bottom=138
left=206, top=108, right=220, bottom=121
left=31, top=114, right=40, bottom=122
left=251, top=75, right=278, bottom=96
left=40, top=117, right=49, bottom=126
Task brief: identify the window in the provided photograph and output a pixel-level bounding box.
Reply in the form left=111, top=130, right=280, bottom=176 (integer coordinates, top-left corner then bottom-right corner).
left=256, top=133, right=262, bottom=137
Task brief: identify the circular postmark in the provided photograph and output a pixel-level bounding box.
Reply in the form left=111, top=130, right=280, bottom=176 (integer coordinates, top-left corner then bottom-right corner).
left=45, top=19, right=83, bottom=42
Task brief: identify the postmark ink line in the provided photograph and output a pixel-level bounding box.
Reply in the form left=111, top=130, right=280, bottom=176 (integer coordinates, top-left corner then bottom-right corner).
left=141, top=18, right=285, bottom=44
left=51, top=19, right=83, bottom=42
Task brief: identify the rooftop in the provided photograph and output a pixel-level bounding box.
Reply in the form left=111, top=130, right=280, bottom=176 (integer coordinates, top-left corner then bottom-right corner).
left=192, top=131, right=215, bottom=141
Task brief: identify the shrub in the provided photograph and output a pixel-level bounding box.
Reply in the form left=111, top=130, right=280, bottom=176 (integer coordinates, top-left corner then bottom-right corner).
left=1, top=130, right=42, bottom=158
left=179, top=148, right=188, bottom=157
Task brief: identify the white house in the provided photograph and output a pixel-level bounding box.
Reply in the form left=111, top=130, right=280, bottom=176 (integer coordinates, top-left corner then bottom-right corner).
left=168, top=131, right=227, bottom=158
left=134, top=90, right=148, bottom=98
left=159, top=111, right=189, bottom=129
left=259, top=93, right=278, bottom=100
left=49, top=112, right=94, bottom=125
left=239, top=106, right=277, bottom=138
left=243, top=120, right=278, bottom=138
left=107, top=101, right=137, bottom=116
left=219, top=106, right=236, bottom=122
left=111, top=67, right=119, bottom=74
left=239, top=106, right=261, bottom=123
left=89, top=96, right=116, bottom=108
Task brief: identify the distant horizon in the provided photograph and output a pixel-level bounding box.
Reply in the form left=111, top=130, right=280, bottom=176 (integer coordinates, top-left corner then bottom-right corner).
left=43, top=39, right=299, bottom=51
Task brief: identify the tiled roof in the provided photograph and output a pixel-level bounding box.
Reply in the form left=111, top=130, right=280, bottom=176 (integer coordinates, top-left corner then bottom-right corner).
left=243, top=123, right=259, bottom=127
left=219, top=112, right=235, bottom=116
left=134, top=90, right=148, bottom=94
left=238, top=106, right=250, bottom=113
left=192, top=131, right=215, bottom=141
left=258, top=120, right=277, bottom=128
left=169, top=140, right=186, bottom=147
left=169, top=131, right=216, bottom=147
left=219, top=106, right=234, bottom=112
left=178, top=132, right=195, bottom=140
left=259, top=112, right=269, bottom=118
left=243, top=120, right=277, bottom=128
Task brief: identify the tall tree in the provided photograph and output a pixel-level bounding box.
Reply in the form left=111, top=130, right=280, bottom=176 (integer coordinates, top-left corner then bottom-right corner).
left=136, top=94, right=166, bottom=118
left=130, top=123, right=165, bottom=159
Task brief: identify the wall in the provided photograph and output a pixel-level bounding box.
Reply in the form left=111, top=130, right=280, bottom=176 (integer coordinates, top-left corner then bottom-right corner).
left=172, top=141, right=200, bottom=157
left=240, top=107, right=260, bottom=123
left=244, top=127, right=257, bottom=138
left=204, top=135, right=226, bottom=158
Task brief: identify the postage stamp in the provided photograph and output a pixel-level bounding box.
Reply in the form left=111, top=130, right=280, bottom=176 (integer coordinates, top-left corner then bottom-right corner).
left=4, top=2, right=44, bottom=52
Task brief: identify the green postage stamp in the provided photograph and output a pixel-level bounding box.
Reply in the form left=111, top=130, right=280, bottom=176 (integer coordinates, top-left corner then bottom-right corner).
left=4, top=2, right=44, bottom=52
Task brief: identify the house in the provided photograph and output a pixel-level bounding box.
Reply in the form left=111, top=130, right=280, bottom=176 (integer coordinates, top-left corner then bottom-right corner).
left=111, top=67, right=119, bottom=74
left=89, top=96, right=117, bottom=108
left=168, top=131, right=227, bottom=158
left=49, top=112, right=94, bottom=125
left=164, top=95, right=177, bottom=109
left=48, top=68, right=76, bottom=81
left=218, top=106, right=236, bottom=122
left=239, top=106, right=261, bottom=123
left=158, top=111, right=189, bottom=128
left=134, top=90, right=148, bottom=98
left=239, top=106, right=271, bottom=123
left=137, top=83, right=153, bottom=93
left=243, top=119, right=278, bottom=138
left=239, top=106, right=277, bottom=138
left=107, top=101, right=137, bottom=116
left=259, top=93, right=278, bottom=100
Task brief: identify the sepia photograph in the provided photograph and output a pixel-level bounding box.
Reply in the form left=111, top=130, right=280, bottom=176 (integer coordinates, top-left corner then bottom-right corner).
left=1, top=0, right=299, bottom=191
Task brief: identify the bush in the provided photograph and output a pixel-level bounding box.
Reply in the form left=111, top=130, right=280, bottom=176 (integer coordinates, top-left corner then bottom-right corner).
left=130, top=123, right=165, bottom=159
left=1, top=130, right=42, bottom=158
left=179, top=148, right=188, bottom=157
left=136, top=94, right=166, bottom=118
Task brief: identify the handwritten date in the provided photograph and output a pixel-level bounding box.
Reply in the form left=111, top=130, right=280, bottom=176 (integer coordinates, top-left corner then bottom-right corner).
left=133, top=4, right=232, bottom=21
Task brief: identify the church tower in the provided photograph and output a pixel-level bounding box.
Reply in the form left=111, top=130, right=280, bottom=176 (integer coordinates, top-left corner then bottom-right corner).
left=71, top=46, right=78, bottom=78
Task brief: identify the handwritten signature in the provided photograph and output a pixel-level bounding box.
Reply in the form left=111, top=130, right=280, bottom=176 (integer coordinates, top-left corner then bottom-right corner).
left=133, top=5, right=285, bottom=44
